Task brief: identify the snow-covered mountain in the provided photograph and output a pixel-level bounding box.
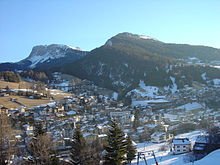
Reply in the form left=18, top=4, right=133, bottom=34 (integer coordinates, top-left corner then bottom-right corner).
left=0, top=44, right=88, bottom=71
left=20, top=44, right=87, bottom=69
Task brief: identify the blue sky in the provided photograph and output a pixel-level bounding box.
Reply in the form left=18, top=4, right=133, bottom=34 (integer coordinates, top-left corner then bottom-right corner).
left=0, top=0, right=220, bottom=62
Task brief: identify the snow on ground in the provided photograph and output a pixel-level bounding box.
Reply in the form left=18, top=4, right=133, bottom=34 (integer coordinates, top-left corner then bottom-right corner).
left=54, top=81, right=70, bottom=91
left=112, top=92, right=118, bottom=100
left=201, top=73, right=206, bottom=81
left=139, top=80, right=159, bottom=97
left=124, top=63, right=129, bottom=67
left=188, top=57, right=199, bottom=60
left=185, top=149, right=220, bottom=165
left=131, top=100, right=148, bottom=107
left=49, top=89, right=67, bottom=95
left=56, top=81, right=69, bottom=87
left=29, top=102, right=56, bottom=110
left=213, top=79, right=220, bottom=86
left=175, top=102, right=203, bottom=111
left=127, top=80, right=159, bottom=98
left=131, top=131, right=202, bottom=165
left=163, top=77, right=178, bottom=94
left=131, top=99, right=169, bottom=107
left=129, top=80, right=169, bottom=107
left=139, top=35, right=158, bottom=41
left=147, top=99, right=169, bottom=104
left=212, top=65, right=220, bottom=69
left=163, top=114, right=178, bottom=120
left=170, top=77, right=178, bottom=94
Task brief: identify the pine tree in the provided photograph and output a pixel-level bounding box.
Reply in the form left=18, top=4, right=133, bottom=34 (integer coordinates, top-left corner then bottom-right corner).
left=125, top=136, right=136, bottom=164
left=69, top=126, right=86, bottom=165
left=104, top=121, right=127, bottom=165
left=34, top=123, right=46, bottom=136
left=133, top=108, right=140, bottom=131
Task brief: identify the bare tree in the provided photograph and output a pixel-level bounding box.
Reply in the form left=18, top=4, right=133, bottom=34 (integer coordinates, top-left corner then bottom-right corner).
left=26, top=124, right=58, bottom=165
left=0, top=113, right=14, bottom=164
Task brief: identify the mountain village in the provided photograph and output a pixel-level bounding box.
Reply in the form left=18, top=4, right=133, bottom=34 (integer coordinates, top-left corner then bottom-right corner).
left=1, top=70, right=220, bottom=164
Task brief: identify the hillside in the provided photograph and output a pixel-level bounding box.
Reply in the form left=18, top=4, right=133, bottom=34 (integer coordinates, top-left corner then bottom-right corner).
left=105, top=32, right=220, bottom=61
left=61, top=32, right=220, bottom=96
left=1, top=32, right=220, bottom=97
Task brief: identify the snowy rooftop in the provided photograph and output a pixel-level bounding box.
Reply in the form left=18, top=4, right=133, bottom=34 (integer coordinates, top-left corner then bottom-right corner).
left=176, top=102, right=203, bottom=111
left=151, top=132, right=166, bottom=137
left=195, top=135, right=210, bottom=144
left=66, top=110, right=76, bottom=115
left=172, top=138, right=191, bottom=145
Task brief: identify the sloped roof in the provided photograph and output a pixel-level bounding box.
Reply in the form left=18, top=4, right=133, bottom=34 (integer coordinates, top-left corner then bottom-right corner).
left=172, top=138, right=190, bottom=145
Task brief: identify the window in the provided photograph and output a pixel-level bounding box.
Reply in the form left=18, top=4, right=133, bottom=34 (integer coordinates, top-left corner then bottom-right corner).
left=177, top=150, right=180, bottom=152
left=177, top=146, right=180, bottom=148
left=183, top=149, right=186, bottom=152
left=183, top=146, right=186, bottom=148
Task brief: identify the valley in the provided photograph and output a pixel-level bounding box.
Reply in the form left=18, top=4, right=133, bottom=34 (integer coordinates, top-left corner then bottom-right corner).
left=1, top=32, right=220, bottom=164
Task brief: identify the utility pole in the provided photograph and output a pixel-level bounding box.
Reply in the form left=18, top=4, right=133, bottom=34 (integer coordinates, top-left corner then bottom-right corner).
left=137, top=150, right=159, bottom=165
left=152, top=150, right=159, bottom=165
left=137, top=152, right=148, bottom=165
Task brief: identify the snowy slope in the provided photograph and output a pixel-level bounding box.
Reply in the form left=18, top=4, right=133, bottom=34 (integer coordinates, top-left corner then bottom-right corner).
left=185, top=149, right=220, bottom=165
left=131, top=131, right=202, bottom=165
left=139, top=35, right=158, bottom=41
left=127, top=80, right=170, bottom=107
left=127, top=80, right=160, bottom=98
left=22, top=44, right=87, bottom=68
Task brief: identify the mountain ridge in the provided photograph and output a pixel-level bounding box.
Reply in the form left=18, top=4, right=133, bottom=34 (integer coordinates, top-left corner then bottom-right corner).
left=60, top=32, right=220, bottom=96
left=1, top=32, right=220, bottom=97
left=0, top=44, right=88, bottom=71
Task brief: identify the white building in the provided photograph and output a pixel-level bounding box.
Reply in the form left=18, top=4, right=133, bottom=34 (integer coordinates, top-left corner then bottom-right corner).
left=109, top=111, right=134, bottom=124
left=171, top=138, right=191, bottom=155
left=151, top=132, right=173, bottom=143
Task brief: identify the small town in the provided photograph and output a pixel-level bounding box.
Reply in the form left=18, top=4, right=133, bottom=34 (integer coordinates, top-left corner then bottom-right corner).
left=1, top=1, right=220, bottom=164
left=1, top=71, right=220, bottom=164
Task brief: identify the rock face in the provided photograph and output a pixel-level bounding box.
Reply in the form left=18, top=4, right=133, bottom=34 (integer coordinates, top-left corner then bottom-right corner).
left=22, top=44, right=87, bottom=69
left=0, top=44, right=88, bottom=71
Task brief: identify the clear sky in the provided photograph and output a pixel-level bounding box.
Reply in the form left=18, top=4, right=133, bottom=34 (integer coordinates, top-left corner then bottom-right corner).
left=0, top=0, right=220, bottom=62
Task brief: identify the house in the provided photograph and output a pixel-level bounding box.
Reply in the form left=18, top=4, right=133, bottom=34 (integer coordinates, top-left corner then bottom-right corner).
left=109, top=111, right=134, bottom=124
left=23, top=124, right=34, bottom=131
left=193, top=135, right=210, bottom=159
left=151, top=132, right=173, bottom=143
left=55, top=104, right=65, bottom=112
left=193, top=134, right=216, bottom=154
left=171, top=138, right=191, bottom=154
left=0, top=92, right=9, bottom=97
left=193, top=134, right=220, bottom=154
left=0, top=106, right=8, bottom=114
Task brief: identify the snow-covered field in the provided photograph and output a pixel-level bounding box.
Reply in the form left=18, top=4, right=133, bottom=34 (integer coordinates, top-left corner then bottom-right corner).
left=185, top=149, right=220, bottom=165
left=128, top=80, right=160, bottom=98
left=131, top=131, right=203, bottom=165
